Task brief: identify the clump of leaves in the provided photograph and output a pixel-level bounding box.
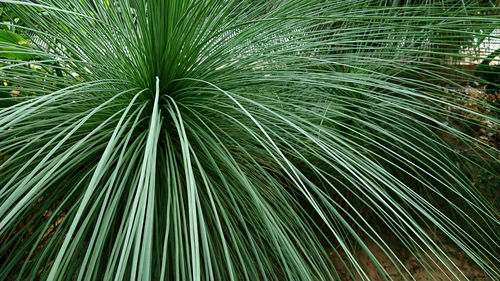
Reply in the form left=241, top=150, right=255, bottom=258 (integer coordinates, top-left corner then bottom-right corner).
left=0, top=1, right=499, bottom=281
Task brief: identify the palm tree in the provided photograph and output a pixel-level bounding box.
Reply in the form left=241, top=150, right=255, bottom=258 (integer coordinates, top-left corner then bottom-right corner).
left=0, top=0, right=499, bottom=280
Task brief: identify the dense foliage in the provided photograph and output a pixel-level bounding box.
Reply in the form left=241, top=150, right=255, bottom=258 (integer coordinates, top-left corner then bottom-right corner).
left=0, top=0, right=499, bottom=280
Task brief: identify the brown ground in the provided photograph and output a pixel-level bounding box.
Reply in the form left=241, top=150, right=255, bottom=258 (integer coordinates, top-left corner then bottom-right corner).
left=329, top=233, right=495, bottom=281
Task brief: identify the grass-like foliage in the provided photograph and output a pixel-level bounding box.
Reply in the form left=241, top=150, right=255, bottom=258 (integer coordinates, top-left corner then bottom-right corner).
left=1, top=0, right=499, bottom=280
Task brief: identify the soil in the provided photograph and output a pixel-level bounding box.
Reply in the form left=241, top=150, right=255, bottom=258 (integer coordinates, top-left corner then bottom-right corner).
left=329, top=233, right=495, bottom=281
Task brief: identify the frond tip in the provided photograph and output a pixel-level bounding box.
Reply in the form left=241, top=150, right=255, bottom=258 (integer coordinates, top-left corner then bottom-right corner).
left=0, top=0, right=499, bottom=280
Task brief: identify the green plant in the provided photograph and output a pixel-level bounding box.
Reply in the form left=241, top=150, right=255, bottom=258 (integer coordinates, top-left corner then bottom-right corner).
left=476, top=47, right=500, bottom=92
left=0, top=24, right=33, bottom=107
left=0, top=29, right=33, bottom=60
left=0, top=1, right=499, bottom=280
